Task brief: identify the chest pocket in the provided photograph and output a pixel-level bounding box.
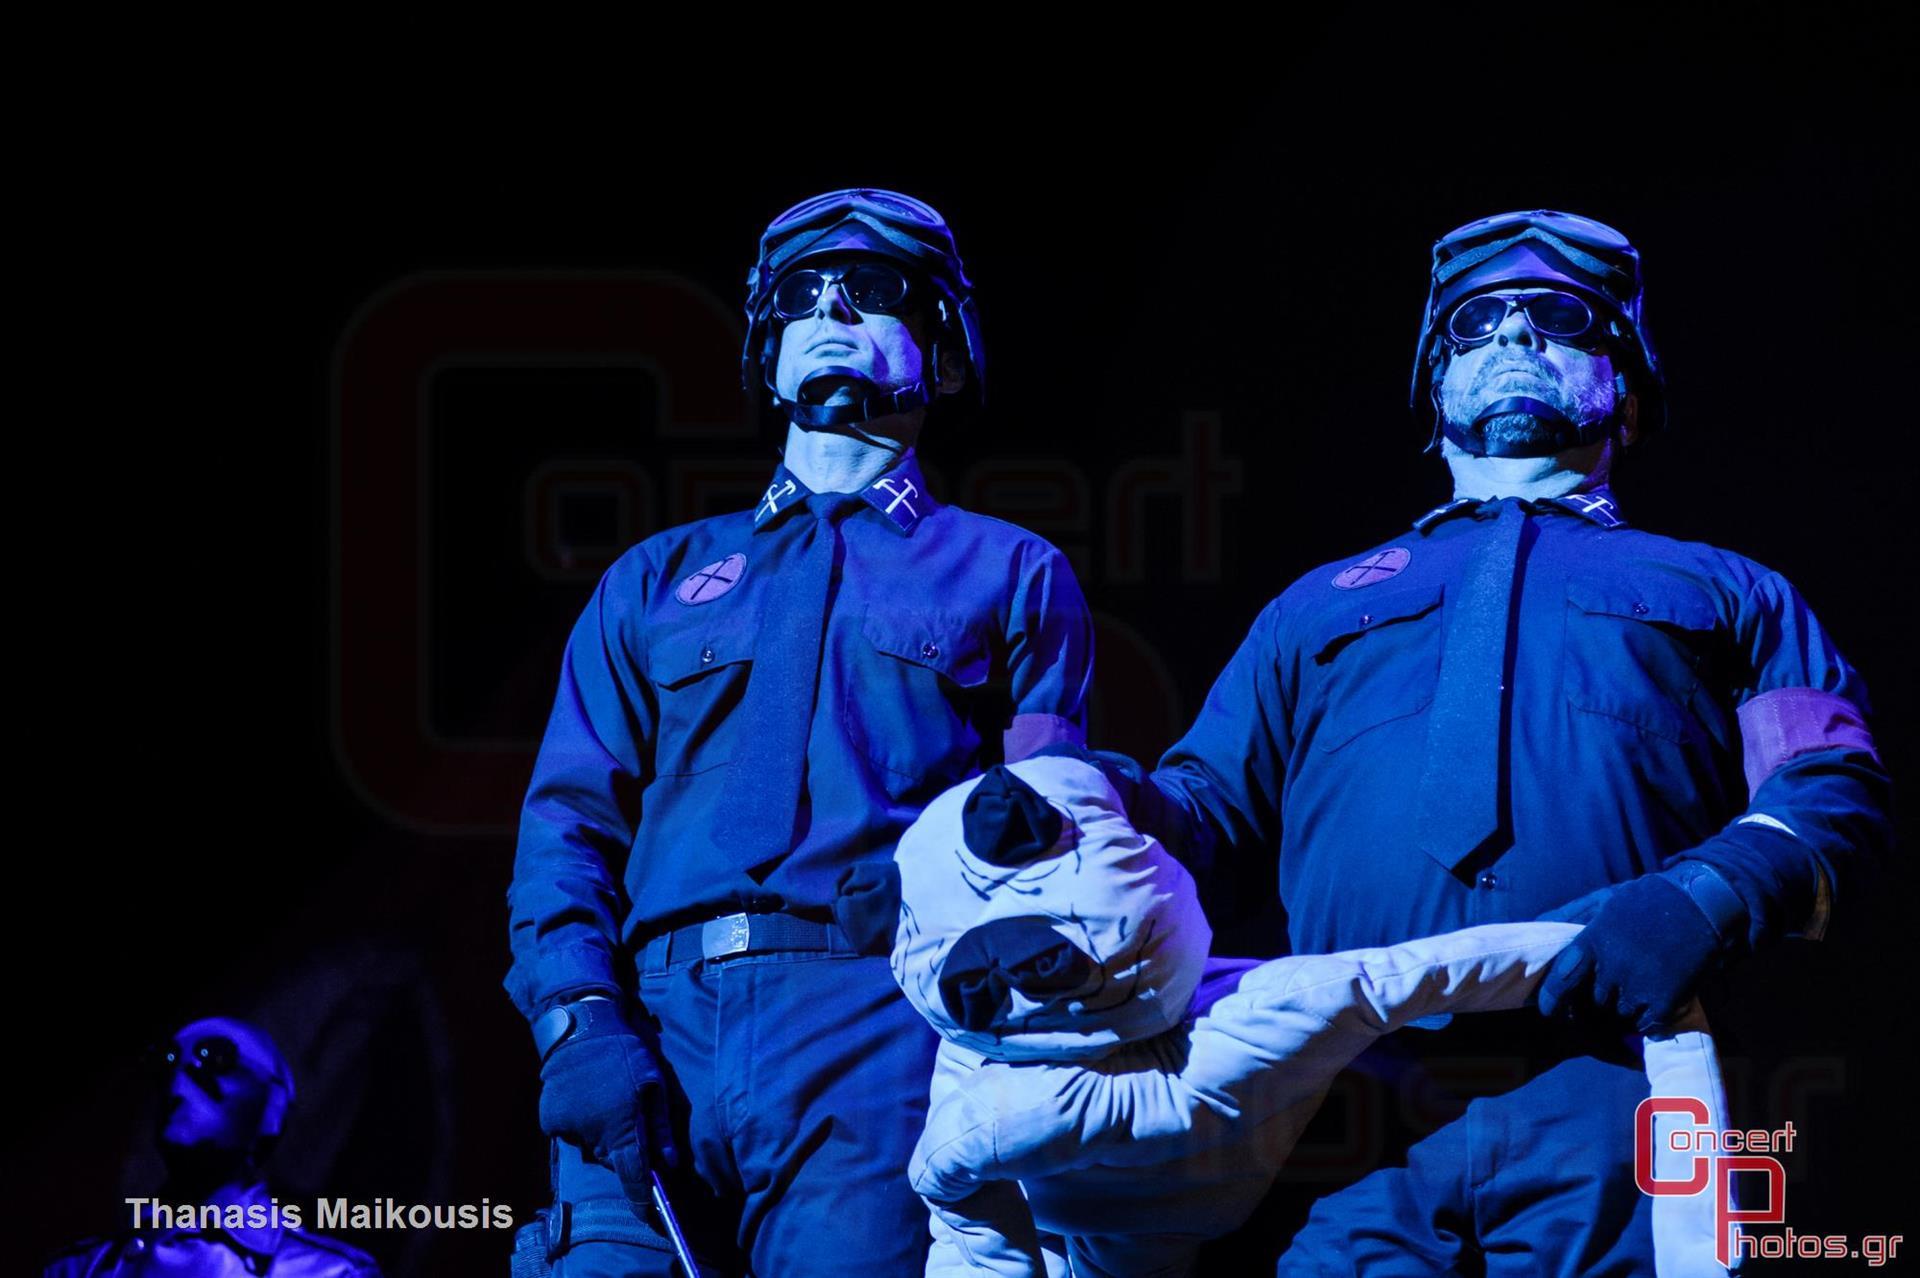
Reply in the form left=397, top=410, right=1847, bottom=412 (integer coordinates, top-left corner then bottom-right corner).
left=646, top=613, right=755, bottom=777
left=848, top=606, right=994, bottom=801
left=1562, top=577, right=1721, bottom=743
left=1306, top=580, right=1446, bottom=753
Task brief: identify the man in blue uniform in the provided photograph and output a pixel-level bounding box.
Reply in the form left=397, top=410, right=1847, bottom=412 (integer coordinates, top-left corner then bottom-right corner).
left=504, top=189, right=1094, bottom=1276
left=924, top=210, right=1891, bottom=1273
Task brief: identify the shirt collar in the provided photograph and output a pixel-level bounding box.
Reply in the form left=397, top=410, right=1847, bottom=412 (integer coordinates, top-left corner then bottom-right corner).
left=1412, top=483, right=1629, bottom=534
left=751, top=447, right=939, bottom=535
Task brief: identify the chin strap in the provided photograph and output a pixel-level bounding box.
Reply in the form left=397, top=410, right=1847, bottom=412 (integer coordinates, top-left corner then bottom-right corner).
left=771, top=363, right=932, bottom=431
left=1437, top=372, right=1631, bottom=459
left=783, top=382, right=930, bottom=429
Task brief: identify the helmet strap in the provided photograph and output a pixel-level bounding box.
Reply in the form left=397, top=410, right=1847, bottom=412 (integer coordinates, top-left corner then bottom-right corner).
left=778, top=365, right=932, bottom=433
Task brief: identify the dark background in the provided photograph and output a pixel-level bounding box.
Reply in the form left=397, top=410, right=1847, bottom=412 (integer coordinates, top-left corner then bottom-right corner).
left=18, top=13, right=1915, bottom=1274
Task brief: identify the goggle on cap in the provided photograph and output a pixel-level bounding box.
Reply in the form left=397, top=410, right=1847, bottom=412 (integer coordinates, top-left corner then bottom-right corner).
left=747, top=188, right=973, bottom=305
left=890, top=756, right=1211, bottom=1063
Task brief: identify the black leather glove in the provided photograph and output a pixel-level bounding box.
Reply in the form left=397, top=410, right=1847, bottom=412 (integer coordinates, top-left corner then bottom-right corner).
left=834, top=861, right=904, bottom=957
left=1536, top=862, right=1748, bottom=1035
left=535, top=999, right=679, bottom=1200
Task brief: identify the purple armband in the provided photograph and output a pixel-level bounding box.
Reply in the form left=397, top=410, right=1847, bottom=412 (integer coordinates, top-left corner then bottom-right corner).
left=1003, top=713, right=1084, bottom=763
left=1737, top=687, right=1878, bottom=798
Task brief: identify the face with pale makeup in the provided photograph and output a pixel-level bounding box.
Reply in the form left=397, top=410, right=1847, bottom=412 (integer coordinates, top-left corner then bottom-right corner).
left=1436, top=287, right=1634, bottom=455
left=154, top=1017, right=290, bottom=1156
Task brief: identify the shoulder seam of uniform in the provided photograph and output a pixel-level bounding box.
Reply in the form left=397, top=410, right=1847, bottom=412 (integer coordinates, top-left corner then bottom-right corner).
left=942, top=508, right=1058, bottom=543
left=945, top=511, right=1081, bottom=564
left=1734, top=565, right=1795, bottom=613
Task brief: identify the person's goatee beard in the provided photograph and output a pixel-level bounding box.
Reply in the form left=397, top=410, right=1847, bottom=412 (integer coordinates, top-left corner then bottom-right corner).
left=1447, top=407, right=1563, bottom=454
left=1483, top=409, right=1562, bottom=451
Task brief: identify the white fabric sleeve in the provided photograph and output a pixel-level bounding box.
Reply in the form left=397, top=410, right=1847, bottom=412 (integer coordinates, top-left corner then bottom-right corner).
left=912, top=922, right=1580, bottom=1200
left=1644, top=1004, right=1742, bottom=1278
left=920, top=1041, right=1050, bottom=1277
left=925, top=1188, right=1047, bottom=1278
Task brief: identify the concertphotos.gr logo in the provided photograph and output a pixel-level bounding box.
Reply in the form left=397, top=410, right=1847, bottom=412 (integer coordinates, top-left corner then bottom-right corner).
left=1636, top=1098, right=1903, bottom=1267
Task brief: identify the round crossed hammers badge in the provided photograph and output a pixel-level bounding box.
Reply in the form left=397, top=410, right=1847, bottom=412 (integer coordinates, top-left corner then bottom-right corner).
left=676, top=553, right=747, bottom=605
left=1332, top=547, right=1411, bottom=589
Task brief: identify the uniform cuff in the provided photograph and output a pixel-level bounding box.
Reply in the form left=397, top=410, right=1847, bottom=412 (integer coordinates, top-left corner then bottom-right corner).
left=1665, top=819, right=1819, bottom=954
left=507, top=945, right=624, bottom=1022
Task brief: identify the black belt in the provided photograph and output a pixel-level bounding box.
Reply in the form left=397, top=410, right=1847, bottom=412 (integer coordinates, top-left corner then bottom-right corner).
left=639, top=910, right=851, bottom=973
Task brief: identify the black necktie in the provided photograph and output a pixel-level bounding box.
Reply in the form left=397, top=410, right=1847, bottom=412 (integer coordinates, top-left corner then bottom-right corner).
left=716, top=491, right=864, bottom=873
left=1414, top=499, right=1529, bottom=870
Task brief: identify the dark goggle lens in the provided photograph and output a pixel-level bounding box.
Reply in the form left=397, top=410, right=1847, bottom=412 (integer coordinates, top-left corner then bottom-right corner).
left=1448, top=292, right=1594, bottom=342
left=1443, top=295, right=1505, bottom=341
left=842, top=264, right=911, bottom=312
left=143, top=1035, right=239, bottom=1077
left=770, top=273, right=823, bottom=319
left=1449, top=296, right=1512, bottom=341
left=1523, top=292, right=1594, bottom=336
left=771, top=264, right=910, bottom=319
left=189, top=1036, right=239, bottom=1074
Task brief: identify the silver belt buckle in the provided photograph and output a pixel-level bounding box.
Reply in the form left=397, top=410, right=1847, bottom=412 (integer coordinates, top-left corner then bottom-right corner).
left=701, top=913, right=752, bottom=959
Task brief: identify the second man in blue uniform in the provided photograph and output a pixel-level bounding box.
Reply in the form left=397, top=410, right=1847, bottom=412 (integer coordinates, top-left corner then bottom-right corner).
left=923, top=209, right=1891, bottom=1274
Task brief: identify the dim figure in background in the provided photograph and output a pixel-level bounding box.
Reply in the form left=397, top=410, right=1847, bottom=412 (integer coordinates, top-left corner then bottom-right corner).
left=505, top=189, right=1094, bottom=1275
left=43, top=1016, right=380, bottom=1277
left=923, top=210, right=1891, bottom=1273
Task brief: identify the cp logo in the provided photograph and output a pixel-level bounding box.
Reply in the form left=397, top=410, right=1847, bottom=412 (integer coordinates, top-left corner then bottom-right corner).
left=331, top=272, right=746, bottom=831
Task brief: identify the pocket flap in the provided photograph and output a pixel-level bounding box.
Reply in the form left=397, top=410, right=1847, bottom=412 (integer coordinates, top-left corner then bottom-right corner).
left=1310, top=580, right=1446, bottom=665
left=649, top=626, right=752, bottom=689
left=861, top=608, right=991, bottom=687
left=1565, top=578, right=1718, bottom=630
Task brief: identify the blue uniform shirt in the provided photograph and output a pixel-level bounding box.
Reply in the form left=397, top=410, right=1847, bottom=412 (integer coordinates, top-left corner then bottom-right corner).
left=1146, top=487, right=1890, bottom=956
left=505, top=449, right=1095, bottom=1020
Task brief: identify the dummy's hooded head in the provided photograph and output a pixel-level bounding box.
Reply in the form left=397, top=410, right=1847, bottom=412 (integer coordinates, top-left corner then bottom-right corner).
left=890, top=756, right=1211, bottom=1062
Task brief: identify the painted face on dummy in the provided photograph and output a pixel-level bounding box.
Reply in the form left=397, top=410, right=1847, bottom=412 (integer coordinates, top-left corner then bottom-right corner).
left=154, top=1017, right=291, bottom=1155
left=771, top=253, right=940, bottom=409
left=1436, top=287, right=1621, bottom=455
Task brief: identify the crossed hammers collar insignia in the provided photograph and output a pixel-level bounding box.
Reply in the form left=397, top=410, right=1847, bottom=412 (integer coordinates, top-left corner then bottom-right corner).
left=752, top=455, right=934, bottom=532
left=870, top=475, right=919, bottom=522
left=756, top=477, right=799, bottom=523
